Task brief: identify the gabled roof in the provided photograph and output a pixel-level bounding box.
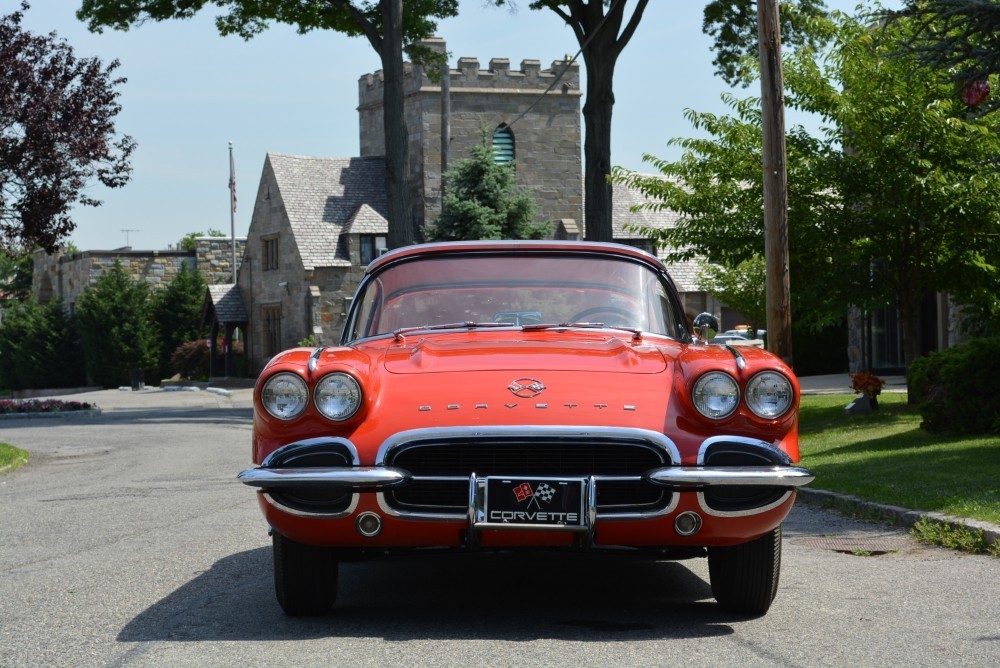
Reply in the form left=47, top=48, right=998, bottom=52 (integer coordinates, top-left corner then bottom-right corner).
left=611, top=178, right=702, bottom=293
left=205, top=284, right=248, bottom=325
left=342, top=203, right=389, bottom=235
left=267, top=153, right=387, bottom=270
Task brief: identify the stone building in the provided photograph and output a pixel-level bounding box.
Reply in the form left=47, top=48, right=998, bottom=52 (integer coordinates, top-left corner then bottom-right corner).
left=235, top=154, right=387, bottom=367
left=358, top=37, right=583, bottom=233
left=32, top=237, right=246, bottom=312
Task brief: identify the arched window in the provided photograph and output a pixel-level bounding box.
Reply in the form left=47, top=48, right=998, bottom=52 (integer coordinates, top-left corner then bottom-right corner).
left=492, top=124, right=515, bottom=164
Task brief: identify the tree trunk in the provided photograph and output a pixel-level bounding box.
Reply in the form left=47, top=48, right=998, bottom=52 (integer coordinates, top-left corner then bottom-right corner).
left=582, top=58, right=615, bottom=243
left=380, top=0, right=414, bottom=249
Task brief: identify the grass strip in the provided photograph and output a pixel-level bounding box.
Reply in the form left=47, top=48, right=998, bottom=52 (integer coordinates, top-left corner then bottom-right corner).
left=0, top=442, right=29, bottom=474
left=798, top=393, right=1000, bottom=525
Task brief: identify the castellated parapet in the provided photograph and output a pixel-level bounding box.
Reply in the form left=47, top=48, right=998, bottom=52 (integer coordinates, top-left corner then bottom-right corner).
left=357, top=38, right=583, bottom=233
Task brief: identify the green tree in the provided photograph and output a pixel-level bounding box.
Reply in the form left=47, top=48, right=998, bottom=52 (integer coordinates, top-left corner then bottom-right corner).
left=884, top=0, right=1000, bottom=116
left=702, top=0, right=835, bottom=86
left=178, top=228, right=226, bottom=252
left=75, top=261, right=159, bottom=387
left=494, top=1, right=650, bottom=243
left=696, top=255, right=767, bottom=337
left=77, top=0, right=459, bottom=249
left=427, top=133, right=552, bottom=241
left=1, top=3, right=134, bottom=253
left=153, top=263, right=208, bottom=378
left=0, top=247, right=35, bottom=305
left=616, top=9, right=1000, bottom=365
left=0, top=298, right=85, bottom=390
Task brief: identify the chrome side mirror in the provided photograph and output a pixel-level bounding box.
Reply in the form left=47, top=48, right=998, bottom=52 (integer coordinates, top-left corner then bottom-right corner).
left=693, top=312, right=719, bottom=344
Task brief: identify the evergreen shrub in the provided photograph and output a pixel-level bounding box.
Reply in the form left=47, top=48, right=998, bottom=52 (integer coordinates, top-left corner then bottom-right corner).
left=907, top=337, right=1000, bottom=434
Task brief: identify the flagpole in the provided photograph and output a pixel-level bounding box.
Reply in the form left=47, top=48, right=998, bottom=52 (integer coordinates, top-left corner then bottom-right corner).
left=228, top=141, right=237, bottom=283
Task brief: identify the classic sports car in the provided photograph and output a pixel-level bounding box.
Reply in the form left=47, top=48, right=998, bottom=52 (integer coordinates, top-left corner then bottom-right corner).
left=239, top=241, right=813, bottom=616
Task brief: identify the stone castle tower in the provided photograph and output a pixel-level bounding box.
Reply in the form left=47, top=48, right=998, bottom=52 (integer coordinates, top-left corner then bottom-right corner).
left=357, top=38, right=583, bottom=234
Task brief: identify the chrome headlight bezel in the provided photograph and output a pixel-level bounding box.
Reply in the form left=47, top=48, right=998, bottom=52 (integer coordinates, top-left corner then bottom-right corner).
left=692, top=371, right=740, bottom=420
left=261, top=372, right=310, bottom=421
left=745, top=371, right=794, bottom=419
left=313, top=372, right=362, bottom=422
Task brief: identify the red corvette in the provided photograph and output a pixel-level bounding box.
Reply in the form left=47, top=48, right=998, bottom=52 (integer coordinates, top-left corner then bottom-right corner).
left=239, top=241, right=813, bottom=616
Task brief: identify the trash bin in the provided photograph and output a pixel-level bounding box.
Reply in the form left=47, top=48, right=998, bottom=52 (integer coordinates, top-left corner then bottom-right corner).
left=130, top=368, right=145, bottom=391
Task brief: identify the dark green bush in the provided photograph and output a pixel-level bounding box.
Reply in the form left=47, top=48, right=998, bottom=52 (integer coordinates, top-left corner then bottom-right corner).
left=907, top=337, right=1000, bottom=434
left=0, top=298, right=85, bottom=390
left=76, top=261, right=159, bottom=388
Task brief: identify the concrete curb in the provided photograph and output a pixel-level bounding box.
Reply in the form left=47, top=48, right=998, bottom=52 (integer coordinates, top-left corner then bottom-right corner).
left=0, top=408, right=103, bottom=421
left=799, top=487, right=999, bottom=548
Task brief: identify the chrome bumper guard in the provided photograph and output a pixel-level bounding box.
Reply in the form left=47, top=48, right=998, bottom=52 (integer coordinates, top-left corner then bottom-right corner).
left=645, top=465, right=815, bottom=488
left=237, top=466, right=409, bottom=489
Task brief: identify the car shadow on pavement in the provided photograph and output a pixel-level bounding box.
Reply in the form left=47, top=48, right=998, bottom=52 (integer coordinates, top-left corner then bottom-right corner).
left=118, top=547, right=746, bottom=643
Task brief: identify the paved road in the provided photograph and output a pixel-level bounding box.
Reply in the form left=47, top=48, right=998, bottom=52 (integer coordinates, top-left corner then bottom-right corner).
left=1, top=391, right=997, bottom=667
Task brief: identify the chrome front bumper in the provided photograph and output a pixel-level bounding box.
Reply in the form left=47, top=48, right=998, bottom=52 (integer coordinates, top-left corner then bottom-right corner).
left=237, top=463, right=815, bottom=490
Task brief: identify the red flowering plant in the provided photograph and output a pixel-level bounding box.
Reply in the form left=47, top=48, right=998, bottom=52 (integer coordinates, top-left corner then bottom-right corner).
left=850, top=371, right=885, bottom=399
left=0, top=399, right=95, bottom=414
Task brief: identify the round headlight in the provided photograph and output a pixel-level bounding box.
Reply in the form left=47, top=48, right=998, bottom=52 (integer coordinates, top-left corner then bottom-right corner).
left=314, top=373, right=362, bottom=421
left=745, top=371, right=794, bottom=419
left=692, top=371, right=740, bottom=419
left=261, top=372, right=309, bottom=420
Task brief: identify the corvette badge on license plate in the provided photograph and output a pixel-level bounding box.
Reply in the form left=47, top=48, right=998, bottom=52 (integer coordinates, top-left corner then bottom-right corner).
left=484, top=477, right=585, bottom=528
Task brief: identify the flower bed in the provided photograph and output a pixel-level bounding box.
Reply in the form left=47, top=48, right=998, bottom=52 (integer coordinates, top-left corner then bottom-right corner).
left=0, top=399, right=96, bottom=414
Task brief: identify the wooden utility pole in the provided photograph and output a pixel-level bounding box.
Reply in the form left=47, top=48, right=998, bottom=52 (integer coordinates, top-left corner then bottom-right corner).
left=757, top=0, right=793, bottom=366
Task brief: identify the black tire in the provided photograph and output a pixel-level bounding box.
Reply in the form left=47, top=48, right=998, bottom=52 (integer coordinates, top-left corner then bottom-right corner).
left=273, top=531, right=339, bottom=616
left=707, top=525, right=782, bottom=615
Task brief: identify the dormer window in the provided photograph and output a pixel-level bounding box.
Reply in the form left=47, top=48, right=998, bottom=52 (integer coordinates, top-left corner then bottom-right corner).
left=360, top=235, right=387, bottom=265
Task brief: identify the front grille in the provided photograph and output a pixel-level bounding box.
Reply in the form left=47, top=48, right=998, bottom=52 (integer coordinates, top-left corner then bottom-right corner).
left=384, top=438, right=672, bottom=516
left=701, top=441, right=790, bottom=512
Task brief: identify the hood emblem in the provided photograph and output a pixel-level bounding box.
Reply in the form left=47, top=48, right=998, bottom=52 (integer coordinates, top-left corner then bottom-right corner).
left=508, top=378, right=545, bottom=398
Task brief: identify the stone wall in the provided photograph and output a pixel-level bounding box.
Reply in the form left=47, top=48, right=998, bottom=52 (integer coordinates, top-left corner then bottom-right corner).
left=358, top=38, right=583, bottom=234
left=32, top=238, right=246, bottom=310
left=195, top=237, right=247, bottom=284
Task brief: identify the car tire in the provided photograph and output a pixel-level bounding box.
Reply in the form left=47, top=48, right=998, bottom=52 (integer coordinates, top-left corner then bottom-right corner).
left=707, top=524, right=782, bottom=615
left=273, top=531, right=339, bottom=616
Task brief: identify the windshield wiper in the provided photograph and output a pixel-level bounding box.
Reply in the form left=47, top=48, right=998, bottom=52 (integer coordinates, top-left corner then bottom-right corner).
left=522, top=322, right=643, bottom=342
left=392, top=321, right=512, bottom=341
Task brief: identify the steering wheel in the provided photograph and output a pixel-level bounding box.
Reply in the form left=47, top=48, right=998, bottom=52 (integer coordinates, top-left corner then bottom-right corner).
left=568, top=306, right=636, bottom=326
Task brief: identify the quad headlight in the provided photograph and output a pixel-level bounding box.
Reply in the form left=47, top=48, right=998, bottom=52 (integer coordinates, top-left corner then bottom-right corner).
left=745, top=371, right=794, bottom=419
left=692, top=371, right=740, bottom=419
left=261, top=372, right=310, bottom=420
left=314, top=373, right=362, bottom=421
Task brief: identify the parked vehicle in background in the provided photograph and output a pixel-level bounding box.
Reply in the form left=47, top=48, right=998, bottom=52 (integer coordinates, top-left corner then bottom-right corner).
left=239, top=241, right=813, bottom=616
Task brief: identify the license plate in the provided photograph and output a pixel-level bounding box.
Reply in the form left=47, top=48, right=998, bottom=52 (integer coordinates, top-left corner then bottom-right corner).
left=483, top=477, right=585, bottom=528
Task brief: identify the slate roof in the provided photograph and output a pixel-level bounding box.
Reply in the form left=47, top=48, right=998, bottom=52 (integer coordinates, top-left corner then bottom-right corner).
left=611, top=177, right=702, bottom=293
left=342, top=203, right=389, bottom=235
left=206, top=284, right=248, bottom=324
left=268, top=153, right=387, bottom=270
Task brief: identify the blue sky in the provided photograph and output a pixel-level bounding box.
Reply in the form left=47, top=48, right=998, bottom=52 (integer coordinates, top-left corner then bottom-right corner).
left=19, top=0, right=887, bottom=251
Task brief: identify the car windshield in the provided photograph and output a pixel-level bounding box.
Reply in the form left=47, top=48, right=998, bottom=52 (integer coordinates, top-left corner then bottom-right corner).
left=345, top=253, right=685, bottom=341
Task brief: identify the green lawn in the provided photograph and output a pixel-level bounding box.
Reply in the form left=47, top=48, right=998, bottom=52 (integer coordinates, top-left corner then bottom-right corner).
left=0, top=442, right=29, bottom=474
left=798, top=393, right=1000, bottom=525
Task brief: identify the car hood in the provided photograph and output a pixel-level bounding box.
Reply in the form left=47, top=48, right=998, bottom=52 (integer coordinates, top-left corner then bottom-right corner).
left=383, top=336, right=668, bottom=374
